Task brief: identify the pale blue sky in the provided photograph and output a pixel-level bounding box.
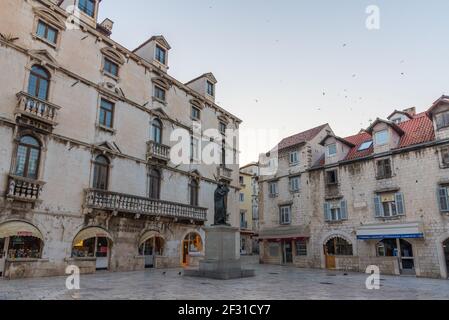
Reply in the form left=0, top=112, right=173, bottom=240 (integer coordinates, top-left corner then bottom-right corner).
left=99, top=1, right=449, bottom=165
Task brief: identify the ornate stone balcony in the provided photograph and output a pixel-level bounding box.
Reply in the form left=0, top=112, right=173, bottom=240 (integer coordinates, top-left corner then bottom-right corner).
left=6, top=175, right=45, bottom=202
left=15, top=91, right=61, bottom=132
left=84, top=189, right=208, bottom=222
left=218, top=166, right=233, bottom=181
left=147, top=141, right=171, bottom=162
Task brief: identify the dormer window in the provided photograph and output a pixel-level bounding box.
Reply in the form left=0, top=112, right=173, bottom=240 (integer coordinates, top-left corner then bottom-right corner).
left=155, top=45, right=167, bottom=65
left=78, top=0, right=96, bottom=18
left=289, top=151, right=299, bottom=165
left=374, top=130, right=389, bottom=146
left=207, top=81, right=215, bottom=97
left=436, top=111, right=449, bottom=130
left=103, top=57, right=119, bottom=77
left=36, top=20, right=58, bottom=45
left=327, top=143, right=337, bottom=157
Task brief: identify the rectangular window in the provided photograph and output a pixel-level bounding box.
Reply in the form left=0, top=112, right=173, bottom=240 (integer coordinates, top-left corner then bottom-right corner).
left=438, top=187, right=449, bottom=212
left=78, top=0, right=96, bottom=17
left=374, top=130, right=389, bottom=146
left=324, top=200, right=348, bottom=222
left=103, top=58, right=119, bottom=77
left=358, top=140, right=373, bottom=151
left=239, top=176, right=244, bottom=185
left=190, top=136, right=200, bottom=161
left=99, top=99, right=114, bottom=128
left=377, top=159, right=392, bottom=179
left=441, top=148, right=449, bottom=166
left=219, top=122, right=227, bottom=135
left=154, top=85, right=166, bottom=102
left=191, top=106, right=201, bottom=120
left=327, top=143, right=337, bottom=157
left=240, top=193, right=244, bottom=202
left=155, top=45, right=167, bottom=64
left=295, top=240, right=307, bottom=256
left=36, top=20, right=58, bottom=44
left=289, top=151, right=299, bottom=165
left=374, top=193, right=405, bottom=218
left=436, top=111, right=449, bottom=130
left=269, top=243, right=279, bottom=257
left=326, top=170, right=338, bottom=185
left=280, top=206, right=291, bottom=225
left=207, top=81, right=215, bottom=96
left=289, top=176, right=301, bottom=192
left=269, top=182, right=278, bottom=197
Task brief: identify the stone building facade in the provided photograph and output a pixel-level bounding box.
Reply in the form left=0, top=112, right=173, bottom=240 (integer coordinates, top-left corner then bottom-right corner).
left=239, top=163, right=260, bottom=255
left=0, top=0, right=241, bottom=279
left=259, top=103, right=449, bottom=279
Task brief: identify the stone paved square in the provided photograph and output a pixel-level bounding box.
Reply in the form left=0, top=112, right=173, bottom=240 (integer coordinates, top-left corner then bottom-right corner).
left=1, top=261, right=449, bottom=300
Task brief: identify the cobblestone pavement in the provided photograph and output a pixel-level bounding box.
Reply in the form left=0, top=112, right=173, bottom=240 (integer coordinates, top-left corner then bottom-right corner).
left=1, top=260, right=449, bottom=300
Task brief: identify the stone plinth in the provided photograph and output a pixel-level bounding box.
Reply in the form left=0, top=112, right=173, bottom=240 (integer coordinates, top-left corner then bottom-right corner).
left=184, top=226, right=255, bottom=280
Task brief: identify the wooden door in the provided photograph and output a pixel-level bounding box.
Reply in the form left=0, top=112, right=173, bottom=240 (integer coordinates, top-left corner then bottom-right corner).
left=324, top=245, right=336, bottom=269
left=182, top=240, right=189, bottom=265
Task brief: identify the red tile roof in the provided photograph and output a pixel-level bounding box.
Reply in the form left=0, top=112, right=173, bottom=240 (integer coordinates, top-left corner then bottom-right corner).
left=277, top=124, right=329, bottom=151
left=312, top=111, right=435, bottom=167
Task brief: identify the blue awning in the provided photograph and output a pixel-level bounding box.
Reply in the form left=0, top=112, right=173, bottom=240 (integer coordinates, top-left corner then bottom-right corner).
left=357, top=222, right=424, bottom=241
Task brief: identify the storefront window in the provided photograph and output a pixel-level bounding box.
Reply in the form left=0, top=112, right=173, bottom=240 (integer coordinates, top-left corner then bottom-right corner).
left=185, top=233, right=202, bottom=253
left=7, top=236, right=42, bottom=259
left=295, top=239, right=307, bottom=256
left=139, top=237, right=164, bottom=256
left=72, top=237, right=109, bottom=258
left=376, top=239, right=398, bottom=257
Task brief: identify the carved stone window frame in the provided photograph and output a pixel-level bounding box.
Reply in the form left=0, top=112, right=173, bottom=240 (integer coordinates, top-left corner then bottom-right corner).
left=31, top=7, right=66, bottom=50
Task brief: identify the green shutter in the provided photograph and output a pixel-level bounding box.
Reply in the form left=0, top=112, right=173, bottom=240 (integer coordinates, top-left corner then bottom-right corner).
left=374, top=196, right=383, bottom=217
left=324, top=202, right=331, bottom=222
left=395, top=193, right=405, bottom=216
left=340, top=200, right=348, bottom=220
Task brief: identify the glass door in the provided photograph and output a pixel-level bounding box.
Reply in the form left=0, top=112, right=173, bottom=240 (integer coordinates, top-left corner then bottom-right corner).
left=95, top=237, right=109, bottom=270
left=399, top=239, right=415, bottom=275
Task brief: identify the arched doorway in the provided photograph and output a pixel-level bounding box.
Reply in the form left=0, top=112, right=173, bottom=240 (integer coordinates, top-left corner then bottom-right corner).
left=444, top=239, right=449, bottom=279
left=72, top=227, right=113, bottom=271
left=376, top=239, right=415, bottom=275
left=0, top=221, right=44, bottom=277
left=138, top=231, right=165, bottom=268
left=182, top=232, right=203, bottom=266
left=324, top=237, right=353, bottom=269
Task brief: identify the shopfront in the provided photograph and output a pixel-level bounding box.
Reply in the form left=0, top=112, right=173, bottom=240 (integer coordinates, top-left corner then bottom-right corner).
left=182, top=232, right=203, bottom=266
left=0, top=221, right=44, bottom=277
left=72, top=227, right=113, bottom=271
left=259, top=227, right=310, bottom=265
left=357, top=222, right=424, bottom=275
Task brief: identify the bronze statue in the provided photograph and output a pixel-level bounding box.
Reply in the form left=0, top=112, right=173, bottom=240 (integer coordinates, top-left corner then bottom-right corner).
left=214, top=183, right=230, bottom=225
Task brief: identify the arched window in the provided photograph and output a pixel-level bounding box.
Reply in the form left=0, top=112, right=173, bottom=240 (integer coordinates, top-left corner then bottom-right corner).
left=28, top=65, right=50, bottom=100
left=93, top=155, right=109, bottom=190
left=149, top=169, right=161, bottom=199
left=15, top=136, right=41, bottom=179
left=151, top=119, right=162, bottom=144
left=189, top=178, right=199, bottom=207
left=325, top=237, right=353, bottom=256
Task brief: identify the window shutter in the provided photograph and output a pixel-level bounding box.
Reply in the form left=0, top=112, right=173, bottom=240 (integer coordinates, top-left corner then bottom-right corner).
left=324, top=202, right=331, bottom=222
left=438, top=187, right=449, bottom=212
left=395, top=193, right=405, bottom=216
left=374, top=196, right=383, bottom=217
left=340, top=200, right=348, bottom=220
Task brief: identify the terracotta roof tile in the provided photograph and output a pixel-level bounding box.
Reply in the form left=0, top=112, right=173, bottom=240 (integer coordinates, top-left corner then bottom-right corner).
left=277, top=124, right=329, bottom=151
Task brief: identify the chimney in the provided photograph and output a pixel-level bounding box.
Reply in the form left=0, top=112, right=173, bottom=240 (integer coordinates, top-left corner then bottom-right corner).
left=403, top=107, right=416, bottom=116
left=98, top=18, right=114, bottom=37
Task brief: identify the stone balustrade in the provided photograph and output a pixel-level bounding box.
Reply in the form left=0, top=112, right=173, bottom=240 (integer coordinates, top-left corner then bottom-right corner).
left=84, top=189, right=208, bottom=222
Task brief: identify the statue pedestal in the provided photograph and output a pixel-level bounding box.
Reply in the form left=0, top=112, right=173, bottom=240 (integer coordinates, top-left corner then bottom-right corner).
left=184, top=226, right=255, bottom=280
